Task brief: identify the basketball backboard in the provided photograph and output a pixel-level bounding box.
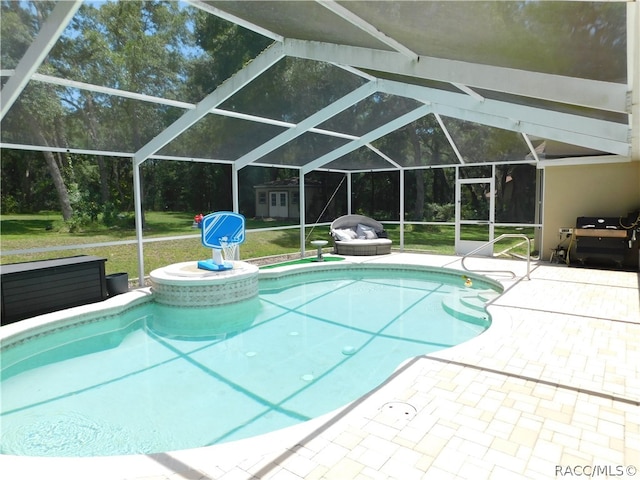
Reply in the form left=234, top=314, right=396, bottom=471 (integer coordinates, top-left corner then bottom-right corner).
left=201, top=211, right=245, bottom=249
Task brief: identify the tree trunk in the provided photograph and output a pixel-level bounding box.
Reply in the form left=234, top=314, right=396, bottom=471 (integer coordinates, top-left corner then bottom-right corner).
left=433, top=168, right=447, bottom=204
left=30, top=126, right=73, bottom=220
left=97, top=156, right=110, bottom=204
left=84, top=96, right=110, bottom=203
left=413, top=170, right=425, bottom=221
left=409, top=128, right=425, bottom=220
left=43, top=150, right=73, bottom=221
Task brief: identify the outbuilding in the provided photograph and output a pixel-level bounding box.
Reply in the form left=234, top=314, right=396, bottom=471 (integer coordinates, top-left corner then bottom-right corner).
left=254, top=177, right=322, bottom=220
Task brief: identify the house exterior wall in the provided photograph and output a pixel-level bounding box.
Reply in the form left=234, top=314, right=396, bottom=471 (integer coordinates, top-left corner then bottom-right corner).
left=542, top=161, right=640, bottom=265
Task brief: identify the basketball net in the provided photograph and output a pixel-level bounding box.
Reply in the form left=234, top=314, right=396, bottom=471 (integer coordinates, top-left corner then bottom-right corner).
left=219, top=237, right=240, bottom=264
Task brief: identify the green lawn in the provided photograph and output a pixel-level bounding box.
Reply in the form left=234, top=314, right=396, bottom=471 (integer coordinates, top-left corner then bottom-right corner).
left=0, top=212, right=535, bottom=280
left=0, top=212, right=315, bottom=277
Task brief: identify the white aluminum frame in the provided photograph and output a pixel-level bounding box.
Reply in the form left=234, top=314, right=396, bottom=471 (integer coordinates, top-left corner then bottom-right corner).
left=0, top=0, right=637, bottom=285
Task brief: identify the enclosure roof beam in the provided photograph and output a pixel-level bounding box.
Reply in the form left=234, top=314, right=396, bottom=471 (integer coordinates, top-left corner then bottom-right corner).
left=537, top=155, right=630, bottom=168
left=27, top=72, right=358, bottom=141
left=433, top=104, right=629, bottom=157
left=0, top=142, right=235, bottom=165
left=133, top=43, right=284, bottom=166
left=379, top=80, right=630, bottom=156
left=283, top=39, right=628, bottom=113
left=186, top=0, right=284, bottom=42
left=452, top=83, right=485, bottom=102
left=315, top=0, right=418, bottom=60
left=365, top=144, right=403, bottom=169
left=234, top=81, right=378, bottom=169
left=434, top=113, right=465, bottom=165
left=302, top=104, right=432, bottom=174
left=0, top=1, right=82, bottom=120
left=522, top=133, right=541, bottom=163
left=30, top=72, right=195, bottom=110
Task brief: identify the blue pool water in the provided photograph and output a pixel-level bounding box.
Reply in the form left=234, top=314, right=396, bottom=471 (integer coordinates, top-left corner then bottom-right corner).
left=0, top=266, right=498, bottom=457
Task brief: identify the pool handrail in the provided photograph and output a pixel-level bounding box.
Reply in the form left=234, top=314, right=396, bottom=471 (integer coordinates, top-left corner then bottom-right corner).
left=460, top=233, right=532, bottom=280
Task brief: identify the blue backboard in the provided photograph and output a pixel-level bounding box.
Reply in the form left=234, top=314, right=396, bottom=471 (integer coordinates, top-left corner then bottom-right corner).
left=201, top=212, right=245, bottom=249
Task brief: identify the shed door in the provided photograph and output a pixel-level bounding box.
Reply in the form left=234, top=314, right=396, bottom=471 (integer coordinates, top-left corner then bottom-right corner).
left=269, top=191, right=288, bottom=218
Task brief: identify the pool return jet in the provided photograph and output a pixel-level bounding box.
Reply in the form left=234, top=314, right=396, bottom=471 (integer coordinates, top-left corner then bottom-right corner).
left=197, top=211, right=246, bottom=271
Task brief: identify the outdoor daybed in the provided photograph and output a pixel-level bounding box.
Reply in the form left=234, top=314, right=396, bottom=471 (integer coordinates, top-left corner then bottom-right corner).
left=330, top=214, right=392, bottom=255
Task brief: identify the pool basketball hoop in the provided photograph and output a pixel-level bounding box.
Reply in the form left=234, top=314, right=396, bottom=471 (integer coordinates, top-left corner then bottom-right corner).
left=197, top=212, right=246, bottom=271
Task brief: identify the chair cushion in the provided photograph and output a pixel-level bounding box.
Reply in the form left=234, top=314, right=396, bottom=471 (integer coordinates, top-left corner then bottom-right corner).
left=333, top=228, right=357, bottom=241
left=356, top=223, right=378, bottom=239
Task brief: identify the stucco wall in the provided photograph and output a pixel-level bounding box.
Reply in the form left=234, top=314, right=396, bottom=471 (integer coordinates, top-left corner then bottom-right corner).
left=542, top=161, right=640, bottom=262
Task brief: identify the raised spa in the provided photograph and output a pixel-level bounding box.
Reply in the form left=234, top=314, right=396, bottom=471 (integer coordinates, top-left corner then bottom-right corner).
left=0, top=264, right=500, bottom=457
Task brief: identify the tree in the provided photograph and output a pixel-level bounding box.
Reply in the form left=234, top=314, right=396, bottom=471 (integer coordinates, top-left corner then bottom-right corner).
left=53, top=2, right=196, bottom=214
left=2, top=1, right=206, bottom=220
left=1, top=1, right=74, bottom=219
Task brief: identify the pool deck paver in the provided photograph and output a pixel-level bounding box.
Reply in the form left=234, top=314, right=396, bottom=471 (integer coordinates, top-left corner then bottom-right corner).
left=2, top=253, right=639, bottom=479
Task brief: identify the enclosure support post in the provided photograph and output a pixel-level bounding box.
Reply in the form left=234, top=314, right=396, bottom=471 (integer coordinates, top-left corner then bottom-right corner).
left=133, top=159, right=145, bottom=287
left=232, top=163, right=239, bottom=213
left=454, top=166, right=460, bottom=253
left=535, top=168, right=543, bottom=258
left=347, top=172, right=352, bottom=214
left=299, top=170, right=306, bottom=258
left=628, top=2, right=639, bottom=161
left=399, top=168, right=405, bottom=251
left=232, top=163, right=240, bottom=259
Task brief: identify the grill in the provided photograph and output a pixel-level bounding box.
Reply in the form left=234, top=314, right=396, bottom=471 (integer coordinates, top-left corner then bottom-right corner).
left=573, top=216, right=629, bottom=266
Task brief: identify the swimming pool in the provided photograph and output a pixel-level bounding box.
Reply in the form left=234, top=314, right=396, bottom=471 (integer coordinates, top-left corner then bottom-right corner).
left=0, top=264, right=500, bottom=457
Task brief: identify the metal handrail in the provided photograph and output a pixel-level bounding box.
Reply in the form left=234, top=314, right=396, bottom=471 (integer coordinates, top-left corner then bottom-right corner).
left=460, top=233, right=532, bottom=280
